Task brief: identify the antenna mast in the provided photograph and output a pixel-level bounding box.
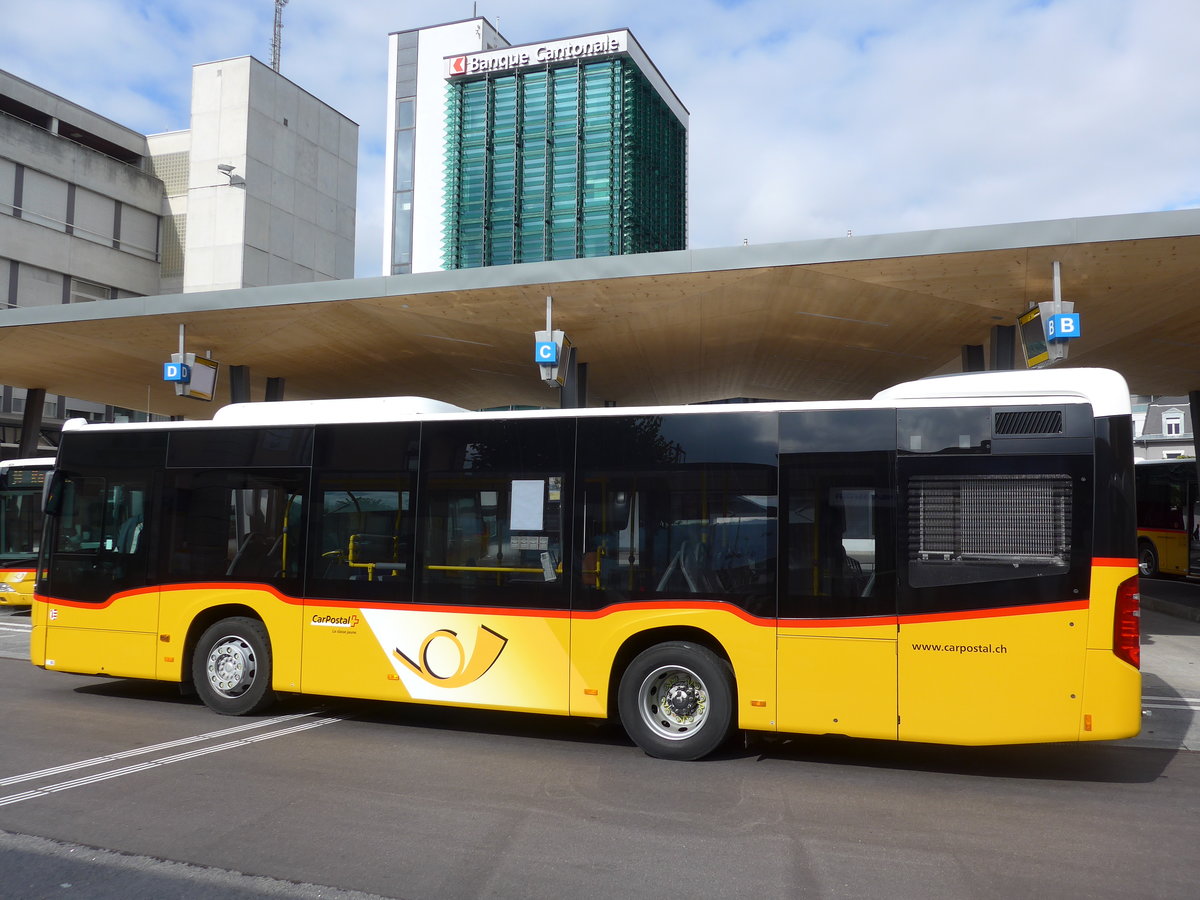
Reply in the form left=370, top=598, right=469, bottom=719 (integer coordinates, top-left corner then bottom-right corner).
left=271, top=0, right=289, bottom=72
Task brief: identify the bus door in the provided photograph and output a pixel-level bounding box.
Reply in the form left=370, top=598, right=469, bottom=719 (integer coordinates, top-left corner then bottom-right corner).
left=778, top=409, right=898, bottom=740
left=1188, top=468, right=1200, bottom=576
left=405, top=418, right=575, bottom=714
left=39, top=470, right=158, bottom=678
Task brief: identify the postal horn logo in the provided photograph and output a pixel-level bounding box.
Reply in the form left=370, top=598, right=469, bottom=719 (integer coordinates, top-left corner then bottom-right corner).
left=394, top=624, right=507, bottom=688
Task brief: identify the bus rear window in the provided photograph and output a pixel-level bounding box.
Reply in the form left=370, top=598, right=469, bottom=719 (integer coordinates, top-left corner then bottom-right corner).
left=907, top=473, right=1072, bottom=587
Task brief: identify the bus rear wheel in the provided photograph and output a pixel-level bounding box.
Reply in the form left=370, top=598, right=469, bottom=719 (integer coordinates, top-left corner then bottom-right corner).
left=192, top=617, right=276, bottom=716
left=617, top=641, right=734, bottom=761
left=1138, top=541, right=1159, bottom=578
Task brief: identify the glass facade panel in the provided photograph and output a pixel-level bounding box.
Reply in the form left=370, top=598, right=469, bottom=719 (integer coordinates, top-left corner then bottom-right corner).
left=443, top=56, right=685, bottom=269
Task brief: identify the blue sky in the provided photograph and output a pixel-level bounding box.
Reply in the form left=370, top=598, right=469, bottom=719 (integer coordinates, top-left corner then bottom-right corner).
left=2, top=0, right=1198, bottom=277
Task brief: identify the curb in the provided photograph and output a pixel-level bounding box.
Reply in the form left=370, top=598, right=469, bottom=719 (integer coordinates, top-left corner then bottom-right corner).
left=1141, top=594, right=1200, bottom=624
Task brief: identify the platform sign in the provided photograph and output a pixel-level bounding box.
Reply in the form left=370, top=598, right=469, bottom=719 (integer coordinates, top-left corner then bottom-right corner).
left=1018, top=302, right=1077, bottom=369
left=1018, top=306, right=1049, bottom=368
left=534, top=329, right=570, bottom=387
left=1046, top=313, right=1081, bottom=341
left=166, top=352, right=220, bottom=401
left=163, top=361, right=191, bottom=382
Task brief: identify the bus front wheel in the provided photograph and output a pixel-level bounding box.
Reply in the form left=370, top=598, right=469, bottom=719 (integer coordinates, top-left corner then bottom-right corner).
left=617, top=641, right=734, bottom=761
left=1138, top=541, right=1160, bottom=578
left=192, top=617, right=276, bottom=716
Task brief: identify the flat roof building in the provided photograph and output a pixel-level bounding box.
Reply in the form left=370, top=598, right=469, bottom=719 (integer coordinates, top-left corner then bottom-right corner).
left=0, top=60, right=357, bottom=454
left=384, top=19, right=687, bottom=274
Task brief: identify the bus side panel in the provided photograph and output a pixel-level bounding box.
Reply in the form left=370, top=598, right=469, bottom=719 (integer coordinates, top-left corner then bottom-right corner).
left=1138, top=528, right=1187, bottom=576
left=301, top=604, right=572, bottom=714
left=40, top=591, right=160, bottom=680
left=155, top=586, right=304, bottom=690
left=777, top=625, right=897, bottom=739
left=29, top=593, right=48, bottom=666
left=569, top=606, right=777, bottom=731
left=898, top=605, right=1087, bottom=745
left=0, top=569, right=36, bottom=606
left=1080, top=562, right=1141, bottom=740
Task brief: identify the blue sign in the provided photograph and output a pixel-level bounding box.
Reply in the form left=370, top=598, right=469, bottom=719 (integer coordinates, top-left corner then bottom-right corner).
left=1046, top=313, right=1081, bottom=342
left=163, top=362, right=191, bottom=382
left=535, top=341, right=558, bottom=364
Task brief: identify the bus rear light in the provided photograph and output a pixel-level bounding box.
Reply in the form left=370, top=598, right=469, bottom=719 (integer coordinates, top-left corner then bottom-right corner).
left=1113, top=575, right=1140, bottom=669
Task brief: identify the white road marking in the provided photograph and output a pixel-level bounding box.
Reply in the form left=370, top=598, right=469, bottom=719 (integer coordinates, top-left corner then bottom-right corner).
left=0, top=715, right=342, bottom=806
left=0, top=711, right=329, bottom=787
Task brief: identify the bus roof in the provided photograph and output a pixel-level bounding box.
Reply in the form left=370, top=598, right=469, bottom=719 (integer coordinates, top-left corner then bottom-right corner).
left=58, top=368, right=1130, bottom=433
left=0, top=456, right=56, bottom=470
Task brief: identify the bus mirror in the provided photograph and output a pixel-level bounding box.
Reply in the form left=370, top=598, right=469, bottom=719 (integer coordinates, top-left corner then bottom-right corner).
left=43, top=472, right=63, bottom=516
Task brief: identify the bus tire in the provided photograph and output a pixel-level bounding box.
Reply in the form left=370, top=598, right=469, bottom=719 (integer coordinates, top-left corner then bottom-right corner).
left=1138, top=541, right=1159, bottom=578
left=617, top=641, right=734, bottom=761
left=192, top=617, right=276, bottom=716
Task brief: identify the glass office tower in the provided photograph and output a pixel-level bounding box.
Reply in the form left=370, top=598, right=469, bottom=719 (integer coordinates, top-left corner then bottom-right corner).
left=442, top=55, right=686, bottom=268
left=384, top=22, right=687, bottom=274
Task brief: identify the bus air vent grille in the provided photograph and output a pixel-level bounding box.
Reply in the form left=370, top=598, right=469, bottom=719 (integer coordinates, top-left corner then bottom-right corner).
left=994, top=410, right=1063, bottom=435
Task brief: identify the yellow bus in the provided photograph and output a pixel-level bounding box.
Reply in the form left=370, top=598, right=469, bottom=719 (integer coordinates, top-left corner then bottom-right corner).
left=1134, top=458, right=1199, bottom=578
left=31, top=369, right=1141, bottom=760
left=0, top=457, right=54, bottom=607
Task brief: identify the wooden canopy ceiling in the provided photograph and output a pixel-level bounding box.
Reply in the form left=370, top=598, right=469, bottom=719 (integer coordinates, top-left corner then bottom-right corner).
left=3, top=209, right=1200, bottom=418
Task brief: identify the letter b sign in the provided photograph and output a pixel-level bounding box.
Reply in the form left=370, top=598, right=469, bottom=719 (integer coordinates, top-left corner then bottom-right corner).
left=1046, top=313, right=1080, bottom=341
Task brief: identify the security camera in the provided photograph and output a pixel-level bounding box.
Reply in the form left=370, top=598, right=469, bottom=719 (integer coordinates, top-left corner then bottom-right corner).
left=217, top=163, right=235, bottom=174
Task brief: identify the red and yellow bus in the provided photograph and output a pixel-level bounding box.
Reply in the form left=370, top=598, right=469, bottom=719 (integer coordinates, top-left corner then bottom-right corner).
left=31, top=369, right=1141, bottom=759
left=1134, top=458, right=1199, bottom=578
left=0, top=457, right=54, bottom=607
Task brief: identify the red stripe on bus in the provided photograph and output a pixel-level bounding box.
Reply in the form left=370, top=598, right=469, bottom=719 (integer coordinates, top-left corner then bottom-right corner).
left=34, top=587, right=1094, bottom=628
left=898, top=599, right=1089, bottom=626
left=1092, top=557, right=1138, bottom=568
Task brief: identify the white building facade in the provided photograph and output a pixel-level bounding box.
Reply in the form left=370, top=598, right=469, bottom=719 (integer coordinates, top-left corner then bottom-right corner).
left=383, top=18, right=506, bottom=275
left=0, top=60, right=357, bottom=452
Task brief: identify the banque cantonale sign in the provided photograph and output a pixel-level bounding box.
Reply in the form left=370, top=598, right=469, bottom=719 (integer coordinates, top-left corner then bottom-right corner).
left=446, top=31, right=629, bottom=77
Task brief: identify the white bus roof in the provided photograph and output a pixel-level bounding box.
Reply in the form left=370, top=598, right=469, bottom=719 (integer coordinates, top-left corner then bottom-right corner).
left=0, top=456, right=56, bottom=469
left=59, top=368, right=1130, bottom=433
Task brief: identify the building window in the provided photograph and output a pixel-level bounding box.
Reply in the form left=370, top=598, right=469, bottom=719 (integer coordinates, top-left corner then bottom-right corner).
left=1163, top=410, right=1184, bottom=436
left=69, top=278, right=112, bottom=303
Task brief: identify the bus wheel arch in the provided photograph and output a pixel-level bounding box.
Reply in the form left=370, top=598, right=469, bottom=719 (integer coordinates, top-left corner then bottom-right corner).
left=613, top=631, right=736, bottom=761
left=190, top=613, right=277, bottom=716
left=1137, top=539, right=1160, bottom=578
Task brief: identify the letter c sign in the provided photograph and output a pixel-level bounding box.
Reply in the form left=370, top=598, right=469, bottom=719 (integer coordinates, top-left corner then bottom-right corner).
left=535, top=341, right=558, bottom=364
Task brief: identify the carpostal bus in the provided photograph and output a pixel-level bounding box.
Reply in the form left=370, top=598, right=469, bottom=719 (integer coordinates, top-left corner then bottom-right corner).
left=0, top=457, right=54, bottom=606
left=31, top=369, right=1141, bottom=760
left=1134, top=458, right=1200, bottom=578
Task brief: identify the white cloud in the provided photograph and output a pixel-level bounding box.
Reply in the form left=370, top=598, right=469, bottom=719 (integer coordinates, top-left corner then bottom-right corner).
left=3, top=0, right=1198, bottom=273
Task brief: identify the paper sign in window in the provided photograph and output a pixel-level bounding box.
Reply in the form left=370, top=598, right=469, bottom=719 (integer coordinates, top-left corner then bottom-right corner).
left=510, top=480, right=544, bottom=531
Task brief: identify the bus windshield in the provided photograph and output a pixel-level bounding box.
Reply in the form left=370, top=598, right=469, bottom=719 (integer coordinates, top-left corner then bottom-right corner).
left=0, top=460, right=52, bottom=566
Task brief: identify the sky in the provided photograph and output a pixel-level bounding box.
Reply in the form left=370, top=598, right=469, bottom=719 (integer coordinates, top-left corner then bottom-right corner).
left=2, top=0, right=1198, bottom=278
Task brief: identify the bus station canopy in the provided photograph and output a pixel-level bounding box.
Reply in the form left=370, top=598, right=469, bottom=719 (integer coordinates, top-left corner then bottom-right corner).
left=3, top=208, right=1200, bottom=417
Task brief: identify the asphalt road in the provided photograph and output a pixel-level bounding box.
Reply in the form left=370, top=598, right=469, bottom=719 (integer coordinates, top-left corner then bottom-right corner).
left=0, top=591, right=1197, bottom=900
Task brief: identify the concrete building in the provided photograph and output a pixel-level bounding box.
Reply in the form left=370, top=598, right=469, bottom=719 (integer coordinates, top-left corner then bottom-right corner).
left=148, top=57, right=358, bottom=294
left=0, top=60, right=357, bottom=455
left=384, top=18, right=687, bottom=275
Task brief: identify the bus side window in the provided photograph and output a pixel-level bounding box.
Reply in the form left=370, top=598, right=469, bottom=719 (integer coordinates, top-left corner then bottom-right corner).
left=308, top=477, right=412, bottom=600
left=780, top=453, right=893, bottom=619
left=416, top=418, right=573, bottom=610
left=164, top=470, right=304, bottom=585
left=45, top=474, right=152, bottom=603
